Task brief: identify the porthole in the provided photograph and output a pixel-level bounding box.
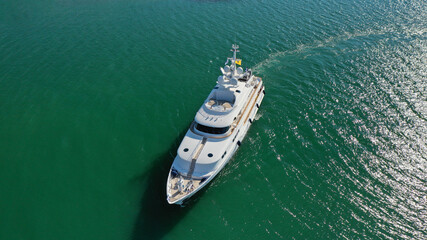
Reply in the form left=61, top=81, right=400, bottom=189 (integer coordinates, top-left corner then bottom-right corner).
left=183, top=148, right=189, bottom=152
left=208, top=153, right=213, bottom=157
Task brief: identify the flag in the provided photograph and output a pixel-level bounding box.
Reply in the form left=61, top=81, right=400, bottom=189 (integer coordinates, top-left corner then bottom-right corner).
left=235, top=60, right=241, bottom=65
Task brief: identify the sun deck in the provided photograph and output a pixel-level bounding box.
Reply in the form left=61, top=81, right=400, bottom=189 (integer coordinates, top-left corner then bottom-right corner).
left=206, top=99, right=233, bottom=112
left=167, top=174, right=204, bottom=203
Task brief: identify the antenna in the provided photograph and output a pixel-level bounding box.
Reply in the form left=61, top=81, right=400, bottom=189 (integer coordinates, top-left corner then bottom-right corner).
left=229, top=44, right=240, bottom=73
left=231, top=44, right=240, bottom=52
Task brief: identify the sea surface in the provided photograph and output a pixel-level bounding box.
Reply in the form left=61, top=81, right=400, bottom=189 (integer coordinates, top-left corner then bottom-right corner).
left=0, top=0, right=426, bottom=239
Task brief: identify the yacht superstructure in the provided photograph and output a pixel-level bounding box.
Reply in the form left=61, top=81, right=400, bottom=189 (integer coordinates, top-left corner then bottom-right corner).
left=166, top=44, right=265, bottom=205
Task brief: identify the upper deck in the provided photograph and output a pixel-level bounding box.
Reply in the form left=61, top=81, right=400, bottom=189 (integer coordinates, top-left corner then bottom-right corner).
left=195, top=58, right=257, bottom=127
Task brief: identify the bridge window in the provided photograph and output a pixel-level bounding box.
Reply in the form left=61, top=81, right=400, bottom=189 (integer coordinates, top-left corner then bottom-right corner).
left=195, top=123, right=230, bottom=134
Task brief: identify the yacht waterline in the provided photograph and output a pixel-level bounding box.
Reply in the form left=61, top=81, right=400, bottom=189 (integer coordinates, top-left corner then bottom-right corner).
left=166, top=45, right=265, bottom=205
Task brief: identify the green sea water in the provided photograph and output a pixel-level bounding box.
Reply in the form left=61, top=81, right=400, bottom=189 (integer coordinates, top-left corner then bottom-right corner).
left=1, top=0, right=426, bottom=239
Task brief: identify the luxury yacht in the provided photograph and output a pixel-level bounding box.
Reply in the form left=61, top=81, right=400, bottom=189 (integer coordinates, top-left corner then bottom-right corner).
left=166, top=44, right=265, bottom=205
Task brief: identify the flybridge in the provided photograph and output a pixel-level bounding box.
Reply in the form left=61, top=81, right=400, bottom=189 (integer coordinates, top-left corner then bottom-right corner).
left=199, top=45, right=254, bottom=121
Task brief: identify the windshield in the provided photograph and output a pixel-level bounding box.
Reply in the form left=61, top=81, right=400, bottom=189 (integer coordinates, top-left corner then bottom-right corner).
left=195, top=123, right=230, bottom=134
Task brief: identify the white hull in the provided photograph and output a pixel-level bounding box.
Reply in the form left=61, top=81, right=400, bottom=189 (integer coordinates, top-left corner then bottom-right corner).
left=166, top=45, right=265, bottom=205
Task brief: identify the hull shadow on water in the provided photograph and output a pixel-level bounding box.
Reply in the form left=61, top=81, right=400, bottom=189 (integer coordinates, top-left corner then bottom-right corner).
left=131, top=129, right=207, bottom=240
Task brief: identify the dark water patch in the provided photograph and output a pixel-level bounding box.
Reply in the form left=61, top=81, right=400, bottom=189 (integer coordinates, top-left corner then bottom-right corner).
left=131, top=128, right=209, bottom=239
left=131, top=137, right=186, bottom=240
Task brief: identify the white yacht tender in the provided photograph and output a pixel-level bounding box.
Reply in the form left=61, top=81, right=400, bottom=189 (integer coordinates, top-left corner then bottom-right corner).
left=166, top=44, right=265, bottom=205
